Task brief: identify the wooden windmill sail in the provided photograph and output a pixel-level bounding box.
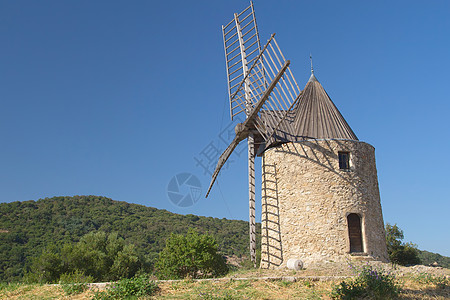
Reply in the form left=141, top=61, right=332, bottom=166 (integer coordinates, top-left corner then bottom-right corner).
left=206, top=1, right=301, bottom=266
left=207, top=2, right=389, bottom=269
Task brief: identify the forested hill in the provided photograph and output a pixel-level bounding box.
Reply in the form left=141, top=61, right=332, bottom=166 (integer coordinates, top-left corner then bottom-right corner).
left=0, top=195, right=258, bottom=282
left=1, top=196, right=448, bottom=283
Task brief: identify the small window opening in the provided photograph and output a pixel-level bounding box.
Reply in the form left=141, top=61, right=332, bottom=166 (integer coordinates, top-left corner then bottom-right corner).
left=339, top=152, right=350, bottom=170
left=347, top=213, right=364, bottom=253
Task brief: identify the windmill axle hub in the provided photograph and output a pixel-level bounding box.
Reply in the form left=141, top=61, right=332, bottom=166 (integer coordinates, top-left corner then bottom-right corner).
left=235, top=123, right=249, bottom=141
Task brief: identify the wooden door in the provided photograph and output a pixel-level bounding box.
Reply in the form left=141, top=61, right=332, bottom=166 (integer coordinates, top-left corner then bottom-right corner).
left=347, top=213, right=363, bottom=253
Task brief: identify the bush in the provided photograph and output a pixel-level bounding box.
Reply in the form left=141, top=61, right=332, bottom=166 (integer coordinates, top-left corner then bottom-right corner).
left=385, top=223, right=421, bottom=266
left=389, top=242, right=421, bottom=266
left=63, top=231, right=141, bottom=281
left=27, top=231, right=142, bottom=283
left=27, top=244, right=63, bottom=283
left=59, top=270, right=94, bottom=296
left=0, top=282, right=21, bottom=293
left=154, top=229, right=229, bottom=279
left=240, top=249, right=261, bottom=269
left=92, top=274, right=158, bottom=299
left=331, top=263, right=400, bottom=299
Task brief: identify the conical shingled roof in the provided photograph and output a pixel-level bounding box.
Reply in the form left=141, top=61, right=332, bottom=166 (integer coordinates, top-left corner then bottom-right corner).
left=290, top=72, right=358, bottom=140
left=256, top=70, right=358, bottom=155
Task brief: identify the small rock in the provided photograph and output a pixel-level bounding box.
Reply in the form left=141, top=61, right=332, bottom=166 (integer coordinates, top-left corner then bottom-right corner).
left=430, top=262, right=440, bottom=267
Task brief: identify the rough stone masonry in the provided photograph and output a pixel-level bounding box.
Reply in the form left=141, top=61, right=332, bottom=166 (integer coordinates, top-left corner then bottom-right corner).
left=260, top=139, right=389, bottom=269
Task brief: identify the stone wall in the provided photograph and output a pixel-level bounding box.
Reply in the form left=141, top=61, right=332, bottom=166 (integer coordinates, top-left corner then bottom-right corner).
left=260, top=139, right=389, bottom=269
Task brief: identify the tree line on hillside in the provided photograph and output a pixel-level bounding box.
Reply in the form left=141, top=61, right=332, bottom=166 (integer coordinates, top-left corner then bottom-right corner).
left=0, top=196, right=260, bottom=282
left=0, top=196, right=448, bottom=283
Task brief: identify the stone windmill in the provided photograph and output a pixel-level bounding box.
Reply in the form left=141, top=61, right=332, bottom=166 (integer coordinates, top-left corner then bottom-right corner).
left=207, top=2, right=389, bottom=269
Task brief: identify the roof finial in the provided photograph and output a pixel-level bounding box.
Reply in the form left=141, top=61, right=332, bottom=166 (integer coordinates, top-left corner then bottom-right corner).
left=308, top=54, right=318, bottom=82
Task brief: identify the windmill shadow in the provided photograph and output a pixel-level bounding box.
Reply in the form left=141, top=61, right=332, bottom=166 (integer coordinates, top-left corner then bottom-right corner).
left=273, top=139, right=369, bottom=194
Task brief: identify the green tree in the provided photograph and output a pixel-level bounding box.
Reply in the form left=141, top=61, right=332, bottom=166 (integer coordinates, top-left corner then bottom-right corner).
left=28, top=231, right=141, bottom=283
left=28, top=244, right=63, bottom=283
left=154, top=229, right=228, bottom=279
left=0, top=195, right=256, bottom=282
left=385, top=223, right=421, bottom=266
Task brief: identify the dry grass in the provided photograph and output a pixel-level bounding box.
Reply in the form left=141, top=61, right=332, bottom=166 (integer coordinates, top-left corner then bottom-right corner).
left=399, top=275, right=450, bottom=300
left=0, top=284, right=95, bottom=300
left=2, top=277, right=448, bottom=300
left=155, top=278, right=333, bottom=299
left=1, top=263, right=449, bottom=300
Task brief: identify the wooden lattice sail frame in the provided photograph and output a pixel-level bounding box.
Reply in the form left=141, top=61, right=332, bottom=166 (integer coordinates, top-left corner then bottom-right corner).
left=207, top=1, right=301, bottom=267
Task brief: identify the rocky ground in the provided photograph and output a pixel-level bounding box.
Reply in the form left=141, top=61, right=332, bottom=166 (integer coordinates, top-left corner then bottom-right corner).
left=226, top=259, right=450, bottom=280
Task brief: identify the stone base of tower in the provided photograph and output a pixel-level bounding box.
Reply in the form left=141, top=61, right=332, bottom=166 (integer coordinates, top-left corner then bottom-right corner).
left=260, top=139, right=389, bottom=269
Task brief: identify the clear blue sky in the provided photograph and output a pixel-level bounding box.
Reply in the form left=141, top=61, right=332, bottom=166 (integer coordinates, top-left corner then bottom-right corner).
left=1, top=0, right=449, bottom=256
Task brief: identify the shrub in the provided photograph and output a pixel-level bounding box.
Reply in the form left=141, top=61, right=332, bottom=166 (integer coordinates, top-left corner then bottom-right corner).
left=63, top=231, right=141, bottom=281
left=59, top=270, right=94, bottom=296
left=154, top=229, right=229, bottom=279
left=240, top=249, right=261, bottom=269
left=27, top=244, right=63, bottom=283
left=331, top=263, right=400, bottom=299
left=92, top=274, right=158, bottom=299
left=60, top=282, right=89, bottom=296
left=27, top=231, right=142, bottom=283
left=385, top=223, right=421, bottom=266
left=0, top=282, right=21, bottom=293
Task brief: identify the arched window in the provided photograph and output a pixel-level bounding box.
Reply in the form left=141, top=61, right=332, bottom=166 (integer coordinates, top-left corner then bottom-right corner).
left=347, top=213, right=363, bottom=253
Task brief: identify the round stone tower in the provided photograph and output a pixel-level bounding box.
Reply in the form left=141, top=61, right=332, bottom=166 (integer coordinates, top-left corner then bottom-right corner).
left=260, top=70, right=389, bottom=268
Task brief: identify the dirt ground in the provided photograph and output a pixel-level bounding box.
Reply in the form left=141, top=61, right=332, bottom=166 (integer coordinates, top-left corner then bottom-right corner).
left=1, top=261, right=449, bottom=299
